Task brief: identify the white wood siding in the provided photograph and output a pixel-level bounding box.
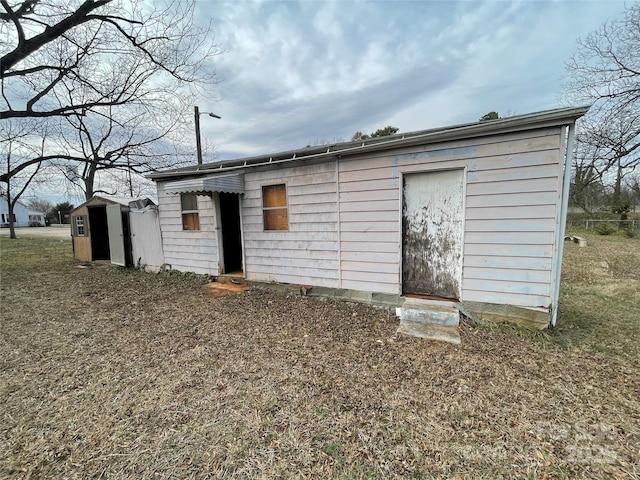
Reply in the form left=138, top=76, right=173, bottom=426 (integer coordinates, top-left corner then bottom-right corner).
left=154, top=126, right=565, bottom=312
left=242, top=162, right=339, bottom=287
left=338, top=127, right=563, bottom=307
left=156, top=183, right=219, bottom=275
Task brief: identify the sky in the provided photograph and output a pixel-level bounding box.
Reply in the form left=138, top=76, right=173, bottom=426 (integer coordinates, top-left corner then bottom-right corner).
left=11, top=0, right=629, bottom=206
left=192, top=0, right=628, bottom=162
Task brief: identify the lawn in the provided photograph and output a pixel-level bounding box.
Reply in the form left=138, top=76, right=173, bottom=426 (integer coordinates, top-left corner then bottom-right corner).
left=0, top=233, right=638, bottom=479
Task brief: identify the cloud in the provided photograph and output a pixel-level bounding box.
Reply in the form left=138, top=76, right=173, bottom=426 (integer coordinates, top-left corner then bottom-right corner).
left=194, top=0, right=628, bottom=161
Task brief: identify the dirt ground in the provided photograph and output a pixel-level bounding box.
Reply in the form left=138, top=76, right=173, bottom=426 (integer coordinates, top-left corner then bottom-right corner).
left=0, top=233, right=638, bottom=479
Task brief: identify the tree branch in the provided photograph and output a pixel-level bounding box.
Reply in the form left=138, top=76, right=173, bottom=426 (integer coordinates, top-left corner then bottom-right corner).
left=1, top=154, right=87, bottom=183
left=0, top=0, right=112, bottom=76
left=0, top=0, right=37, bottom=22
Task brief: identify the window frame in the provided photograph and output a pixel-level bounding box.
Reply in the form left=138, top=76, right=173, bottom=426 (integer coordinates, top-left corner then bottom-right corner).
left=262, top=183, right=289, bottom=231
left=180, top=193, right=201, bottom=231
left=74, top=215, right=87, bottom=237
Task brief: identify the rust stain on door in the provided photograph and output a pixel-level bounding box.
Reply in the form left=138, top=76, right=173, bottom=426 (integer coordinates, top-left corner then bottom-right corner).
left=402, top=170, right=464, bottom=298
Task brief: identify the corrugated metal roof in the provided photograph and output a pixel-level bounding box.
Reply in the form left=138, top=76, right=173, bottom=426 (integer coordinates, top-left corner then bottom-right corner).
left=99, top=195, right=137, bottom=206
left=70, top=195, right=152, bottom=214
left=163, top=173, right=244, bottom=194
left=149, top=105, right=590, bottom=181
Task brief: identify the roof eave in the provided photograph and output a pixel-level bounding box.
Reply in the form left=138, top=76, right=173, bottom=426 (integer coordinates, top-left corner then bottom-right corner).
left=343, top=104, right=590, bottom=157
left=149, top=105, right=590, bottom=182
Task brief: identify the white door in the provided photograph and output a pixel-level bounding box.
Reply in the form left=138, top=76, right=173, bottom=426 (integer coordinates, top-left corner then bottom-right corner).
left=106, top=204, right=126, bottom=267
left=402, top=169, right=464, bottom=299
left=129, top=208, right=165, bottom=271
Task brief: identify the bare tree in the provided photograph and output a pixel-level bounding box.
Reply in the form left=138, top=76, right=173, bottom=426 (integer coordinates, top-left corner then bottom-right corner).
left=577, top=111, right=640, bottom=207
left=1, top=0, right=220, bottom=198
left=1, top=119, right=50, bottom=238
left=27, top=196, right=53, bottom=214
left=570, top=137, right=605, bottom=214
left=51, top=101, right=188, bottom=199
left=565, top=3, right=640, bottom=207
left=627, top=172, right=640, bottom=208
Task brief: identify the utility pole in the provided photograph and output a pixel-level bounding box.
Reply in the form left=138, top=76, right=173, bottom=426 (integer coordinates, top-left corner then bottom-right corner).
left=194, top=106, right=221, bottom=165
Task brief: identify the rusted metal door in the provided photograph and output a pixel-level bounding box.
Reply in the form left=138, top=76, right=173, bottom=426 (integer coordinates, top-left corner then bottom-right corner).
left=402, top=169, right=464, bottom=299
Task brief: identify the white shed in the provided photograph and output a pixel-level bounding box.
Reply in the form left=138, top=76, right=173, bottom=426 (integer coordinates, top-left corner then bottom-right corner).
left=149, top=106, right=588, bottom=330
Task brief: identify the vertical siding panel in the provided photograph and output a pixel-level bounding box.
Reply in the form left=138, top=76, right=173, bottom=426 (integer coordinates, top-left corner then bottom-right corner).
left=153, top=127, right=566, bottom=315
left=156, top=183, right=220, bottom=275
left=338, top=155, right=401, bottom=294
left=242, top=162, right=340, bottom=286
left=338, top=128, right=563, bottom=307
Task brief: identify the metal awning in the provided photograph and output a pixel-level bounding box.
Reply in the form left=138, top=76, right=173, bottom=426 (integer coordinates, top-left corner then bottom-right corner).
left=164, top=173, right=244, bottom=194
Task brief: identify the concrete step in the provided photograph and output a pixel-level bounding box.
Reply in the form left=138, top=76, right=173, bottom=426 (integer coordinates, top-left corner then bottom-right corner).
left=397, top=320, right=461, bottom=345
left=397, top=301, right=461, bottom=344
left=400, top=302, right=460, bottom=327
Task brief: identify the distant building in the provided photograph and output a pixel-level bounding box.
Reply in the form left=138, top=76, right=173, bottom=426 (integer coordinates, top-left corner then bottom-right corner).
left=28, top=211, right=46, bottom=226
left=0, top=194, right=30, bottom=227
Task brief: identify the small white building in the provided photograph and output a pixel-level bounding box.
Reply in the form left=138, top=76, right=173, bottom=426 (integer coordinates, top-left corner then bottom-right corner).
left=0, top=195, right=30, bottom=227
left=28, top=210, right=46, bottom=226
left=149, top=106, right=588, bottom=329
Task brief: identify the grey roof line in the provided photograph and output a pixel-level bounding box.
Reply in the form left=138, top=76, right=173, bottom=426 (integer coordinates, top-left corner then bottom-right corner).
left=148, top=105, right=590, bottom=181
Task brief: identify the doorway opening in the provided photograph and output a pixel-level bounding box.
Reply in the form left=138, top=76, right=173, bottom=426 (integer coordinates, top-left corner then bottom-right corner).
left=219, top=192, right=243, bottom=274
left=88, top=206, right=110, bottom=260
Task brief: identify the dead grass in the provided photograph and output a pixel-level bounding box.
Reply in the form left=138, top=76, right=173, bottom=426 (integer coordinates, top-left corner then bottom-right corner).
left=554, top=231, right=640, bottom=359
left=1, top=234, right=639, bottom=479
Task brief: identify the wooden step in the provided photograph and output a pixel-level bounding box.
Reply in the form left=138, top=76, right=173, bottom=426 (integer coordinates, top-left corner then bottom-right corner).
left=215, top=274, right=245, bottom=285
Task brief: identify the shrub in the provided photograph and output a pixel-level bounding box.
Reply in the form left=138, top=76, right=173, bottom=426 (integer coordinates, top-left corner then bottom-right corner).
left=620, top=227, right=635, bottom=238
left=594, top=223, right=615, bottom=235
